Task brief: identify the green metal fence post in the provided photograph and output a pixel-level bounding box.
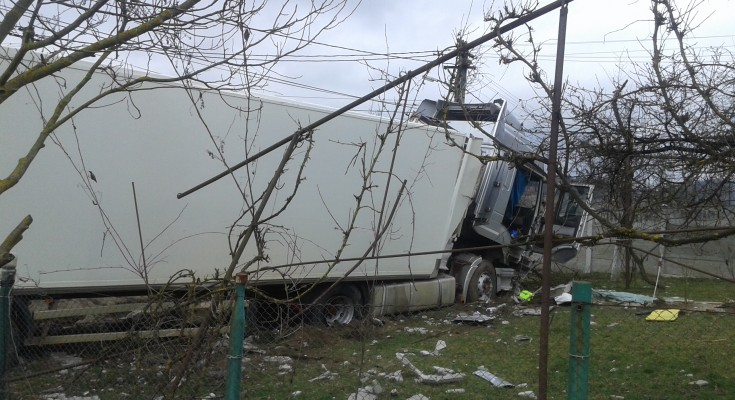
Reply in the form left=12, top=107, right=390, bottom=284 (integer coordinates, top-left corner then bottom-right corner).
left=0, top=264, right=16, bottom=400
left=225, top=273, right=247, bottom=400
left=568, top=281, right=591, bottom=400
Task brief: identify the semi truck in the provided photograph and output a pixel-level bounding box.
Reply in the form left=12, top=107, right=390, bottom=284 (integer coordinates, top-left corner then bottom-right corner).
left=1, top=46, right=591, bottom=341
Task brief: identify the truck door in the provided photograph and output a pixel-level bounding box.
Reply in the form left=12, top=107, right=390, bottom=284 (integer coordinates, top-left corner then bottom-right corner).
left=537, top=184, right=594, bottom=263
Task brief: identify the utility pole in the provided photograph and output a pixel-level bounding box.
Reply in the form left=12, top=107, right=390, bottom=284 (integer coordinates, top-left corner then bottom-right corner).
left=445, top=38, right=475, bottom=103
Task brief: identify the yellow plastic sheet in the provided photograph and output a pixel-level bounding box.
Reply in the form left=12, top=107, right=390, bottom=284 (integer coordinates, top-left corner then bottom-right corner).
left=646, top=309, right=680, bottom=321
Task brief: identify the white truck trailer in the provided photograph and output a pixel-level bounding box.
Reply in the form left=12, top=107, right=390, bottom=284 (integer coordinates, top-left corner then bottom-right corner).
left=1, top=46, right=591, bottom=334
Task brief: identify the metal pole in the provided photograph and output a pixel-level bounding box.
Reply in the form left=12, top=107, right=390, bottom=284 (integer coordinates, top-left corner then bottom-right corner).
left=567, top=281, right=591, bottom=399
left=225, top=273, right=247, bottom=400
left=0, top=265, right=16, bottom=399
left=540, top=1, right=569, bottom=399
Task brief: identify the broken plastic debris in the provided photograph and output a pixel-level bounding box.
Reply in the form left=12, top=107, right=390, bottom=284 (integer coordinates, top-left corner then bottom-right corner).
left=473, top=370, right=514, bottom=388
left=452, top=312, right=494, bottom=324
left=397, top=353, right=465, bottom=384
left=420, top=340, right=447, bottom=356
left=264, top=356, right=293, bottom=363
left=518, top=390, right=537, bottom=399
left=513, top=335, right=531, bottom=342
left=554, top=292, right=572, bottom=305
left=646, top=309, right=680, bottom=321
left=347, top=380, right=383, bottom=400
left=513, top=307, right=543, bottom=316
left=593, top=290, right=655, bottom=305
left=308, top=364, right=337, bottom=382
left=404, top=327, right=429, bottom=335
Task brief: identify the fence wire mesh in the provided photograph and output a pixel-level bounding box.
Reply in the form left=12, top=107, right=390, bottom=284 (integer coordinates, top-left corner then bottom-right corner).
left=3, top=277, right=734, bottom=399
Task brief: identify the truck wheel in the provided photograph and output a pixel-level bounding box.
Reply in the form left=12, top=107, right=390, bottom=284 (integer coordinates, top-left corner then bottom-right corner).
left=312, top=284, right=362, bottom=326
left=466, top=261, right=497, bottom=303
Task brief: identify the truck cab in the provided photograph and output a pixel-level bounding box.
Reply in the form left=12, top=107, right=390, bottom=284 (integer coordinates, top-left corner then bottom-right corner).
left=413, top=97, right=592, bottom=299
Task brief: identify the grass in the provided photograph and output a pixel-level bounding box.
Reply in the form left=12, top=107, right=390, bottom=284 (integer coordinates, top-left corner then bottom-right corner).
left=7, top=274, right=735, bottom=399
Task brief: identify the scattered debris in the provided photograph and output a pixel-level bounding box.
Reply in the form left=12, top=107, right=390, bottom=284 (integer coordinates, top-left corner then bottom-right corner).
left=513, top=307, right=543, bottom=317
left=593, top=290, right=655, bottom=305
left=289, top=391, right=302, bottom=398
left=382, top=370, right=404, bottom=383
left=646, top=309, right=680, bottom=322
left=347, top=379, right=383, bottom=400
left=452, top=312, right=494, bottom=324
left=309, top=364, right=338, bottom=382
left=264, top=356, right=293, bottom=364
left=554, top=292, right=572, bottom=305
left=607, top=323, right=619, bottom=328
left=610, top=395, right=625, bottom=399
left=518, top=390, right=537, bottom=399
left=420, top=340, right=447, bottom=356
left=486, top=304, right=507, bottom=314
left=513, top=335, right=531, bottom=342
left=49, top=352, right=84, bottom=367
left=396, top=353, right=465, bottom=384
left=550, top=282, right=572, bottom=297
left=406, top=395, right=429, bottom=400
left=446, top=388, right=465, bottom=394
left=404, top=327, right=429, bottom=335
left=690, top=380, right=709, bottom=387
left=243, top=341, right=266, bottom=354
left=473, top=370, right=514, bottom=388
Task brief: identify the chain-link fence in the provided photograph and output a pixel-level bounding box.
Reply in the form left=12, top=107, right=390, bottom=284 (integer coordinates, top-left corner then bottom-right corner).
left=3, top=272, right=734, bottom=399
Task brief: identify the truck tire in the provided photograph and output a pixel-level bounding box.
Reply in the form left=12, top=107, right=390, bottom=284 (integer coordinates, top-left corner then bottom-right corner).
left=310, top=284, right=363, bottom=326
left=466, top=261, right=497, bottom=303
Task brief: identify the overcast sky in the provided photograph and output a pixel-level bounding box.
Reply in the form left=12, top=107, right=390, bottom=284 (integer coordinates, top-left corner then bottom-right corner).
left=261, top=0, right=734, bottom=119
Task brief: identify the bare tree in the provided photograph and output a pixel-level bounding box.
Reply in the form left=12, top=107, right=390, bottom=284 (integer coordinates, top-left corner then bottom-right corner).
left=487, top=0, right=735, bottom=287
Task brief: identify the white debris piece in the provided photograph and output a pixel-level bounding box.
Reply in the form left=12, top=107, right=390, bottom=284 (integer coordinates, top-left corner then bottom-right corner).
left=518, top=390, right=538, bottom=399
left=309, top=364, right=338, bottom=382
left=278, top=364, right=293, bottom=375
left=420, top=340, right=447, bottom=356
left=396, top=353, right=465, bottom=384
left=446, top=388, right=465, bottom=394
left=554, top=293, right=572, bottom=305
left=264, top=356, right=293, bottom=364
left=289, top=391, right=302, bottom=398
left=347, top=380, right=383, bottom=400
left=384, top=370, right=404, bottom=382
left=404, top=327, right=429, bottom=335
left=473, top=370, right=514, bottom=388
left=432, top=366, right=456, bottom=375
left=347, top=390, right=376, bottom=400
left=610, top=396, right=625, bottom=399
left=690, top=380, right=709, bottom=386
left=406, top=395, right=430, bottom=400
left=50, top=352, right=84, bottom=367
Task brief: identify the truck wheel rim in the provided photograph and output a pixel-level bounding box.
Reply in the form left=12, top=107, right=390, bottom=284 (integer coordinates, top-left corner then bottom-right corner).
left=324, top=296, right=355, bottom=326
left=477, top=272, right=494, bottom=300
